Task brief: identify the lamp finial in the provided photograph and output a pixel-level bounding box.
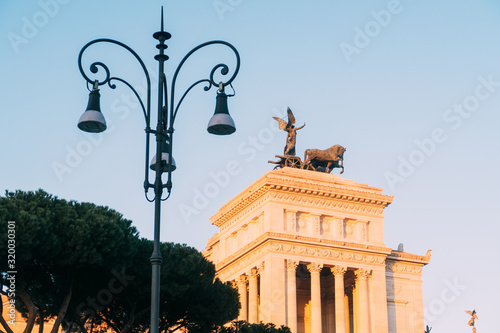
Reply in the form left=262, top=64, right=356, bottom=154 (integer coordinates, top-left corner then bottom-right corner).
left=161, top=6, right=164, bottom=32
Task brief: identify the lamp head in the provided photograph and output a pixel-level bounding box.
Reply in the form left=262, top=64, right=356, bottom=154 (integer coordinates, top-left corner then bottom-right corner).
left=150, top=137, right=176, bottom=173
left=78, top=85, right=107, bottom=133
left=207, top=90, right=236, bottom=135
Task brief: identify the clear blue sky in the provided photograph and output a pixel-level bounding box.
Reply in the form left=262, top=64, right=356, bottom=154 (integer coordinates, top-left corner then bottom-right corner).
left=1, top=1, right=499, bottom=331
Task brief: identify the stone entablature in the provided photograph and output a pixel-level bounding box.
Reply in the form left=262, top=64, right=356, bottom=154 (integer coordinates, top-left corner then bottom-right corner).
left=213, top=237, right=391, bottom=282
left=211, top=168, right=394, bottom=228
left=207, top=232, right=395, bottom=279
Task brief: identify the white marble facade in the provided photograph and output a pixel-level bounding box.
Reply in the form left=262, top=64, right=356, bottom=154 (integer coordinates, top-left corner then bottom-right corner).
left=204, top=168, right=430, bottom=333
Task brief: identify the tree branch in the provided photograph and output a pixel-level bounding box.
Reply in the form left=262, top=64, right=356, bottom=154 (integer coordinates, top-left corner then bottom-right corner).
left=49, top=282, right=73, bottom=333
left=0, top=297, right=14, bottom=333
left=77, top=321, right=88, bottom=333
left=38, top=311, right=44, bottom=333
left=119, top=303, right=136, bottom=333
left=18, top=289, right=38, bottom=333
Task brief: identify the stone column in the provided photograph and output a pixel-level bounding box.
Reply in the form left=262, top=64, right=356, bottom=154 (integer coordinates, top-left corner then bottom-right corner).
left=237, top=275, right=248, bottom=321
left=307, top=262, right=323, bottom=333
left=258, top=262, right=269, bottom=323
left=369, top=268, right=389, bottom=332
left=261, top=257, right=287, bottom=326
left=286, top=260, right=299, bottom=333
left=332, top=265, right=347, bottom=333
left=326, top=293, right=335, bottom=333
left=248, top=268, right=259, bottom=323
left=355, top=268, right=372, bottom=333
left=344, top=292, right=350, bottom=332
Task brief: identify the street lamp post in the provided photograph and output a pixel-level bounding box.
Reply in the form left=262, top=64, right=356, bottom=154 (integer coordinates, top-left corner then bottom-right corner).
left=76, top=9, right=240, bottom=333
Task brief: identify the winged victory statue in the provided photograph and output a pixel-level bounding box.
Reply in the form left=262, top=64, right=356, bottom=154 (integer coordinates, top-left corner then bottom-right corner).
left=273, top=107, right=305, bottom=156
left=465, top=310, right=478, bottom=332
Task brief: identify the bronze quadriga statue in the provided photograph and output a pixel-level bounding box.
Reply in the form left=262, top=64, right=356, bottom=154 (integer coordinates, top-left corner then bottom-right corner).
left=268, top=108, right=345, bottom=174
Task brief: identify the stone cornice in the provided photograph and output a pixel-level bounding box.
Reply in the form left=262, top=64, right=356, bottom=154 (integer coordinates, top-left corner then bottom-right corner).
left=387, top=249, right=431, bottom=265
left=385, top=250, right=431, bottom=276
left=206, top=234, right=219, bottom=249
left=266, top=232, right=392, bottom=253
left=212, top=185, right=272, bottom=228
left=210, top=168, right=394, bottom=228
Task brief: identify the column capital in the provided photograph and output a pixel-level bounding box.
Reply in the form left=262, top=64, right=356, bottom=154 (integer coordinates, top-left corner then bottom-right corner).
left=248, top=267, right=259, bottom=280
left=307, top=262, right=324, bottom=274
left=286, top=260, right=299, bottom=272
left=331, top=265, right=347, bottom=277
left=258, top=261, right=265, bottom=273
left=355, top=268, right=372, bottom=279
left=237, top=274, right=248, bottom=286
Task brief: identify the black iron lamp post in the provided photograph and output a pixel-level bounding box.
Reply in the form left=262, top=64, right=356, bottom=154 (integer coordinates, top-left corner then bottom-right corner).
left=76, top=9, right=240, bottom=333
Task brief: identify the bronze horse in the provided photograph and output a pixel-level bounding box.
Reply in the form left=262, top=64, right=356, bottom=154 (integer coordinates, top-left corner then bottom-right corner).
left=302, top=144, right=346, bottom=174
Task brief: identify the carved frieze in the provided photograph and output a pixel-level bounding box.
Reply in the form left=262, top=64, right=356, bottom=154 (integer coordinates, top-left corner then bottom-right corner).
left=269, top=192, right=386, bottom=217
left=386, top=261, right=423, bottom=275
left=267, top=240, right=386, bottom=265
left=216, top=237, right=389, bottom=281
